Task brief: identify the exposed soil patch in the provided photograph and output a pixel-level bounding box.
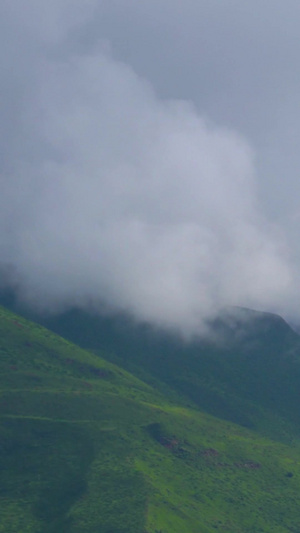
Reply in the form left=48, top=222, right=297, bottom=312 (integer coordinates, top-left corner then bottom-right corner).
left=202, top=448, right=219, bottom=457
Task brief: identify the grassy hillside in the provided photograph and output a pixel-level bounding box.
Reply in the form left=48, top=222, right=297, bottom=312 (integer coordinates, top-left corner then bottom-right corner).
left=38, top=306, right=300, bottom=441
left=2, top=305, right=300, bottom=532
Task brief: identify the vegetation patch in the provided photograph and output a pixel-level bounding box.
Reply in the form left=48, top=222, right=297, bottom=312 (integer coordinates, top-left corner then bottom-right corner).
left=2, top=305, right=300, bottom=531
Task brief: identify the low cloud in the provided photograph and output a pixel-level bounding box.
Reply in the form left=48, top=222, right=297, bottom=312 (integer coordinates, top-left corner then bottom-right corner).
left=0, top=1, right=295, bottom=334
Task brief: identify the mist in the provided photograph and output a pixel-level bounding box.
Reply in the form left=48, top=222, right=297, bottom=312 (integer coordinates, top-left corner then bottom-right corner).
left=0, top=1, right=298, bottom=334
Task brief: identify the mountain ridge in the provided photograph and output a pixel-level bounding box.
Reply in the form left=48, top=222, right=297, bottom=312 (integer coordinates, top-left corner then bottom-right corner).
left=2, top=303, right=300, bottom=531
left=25, top=303, right=300, bottom=440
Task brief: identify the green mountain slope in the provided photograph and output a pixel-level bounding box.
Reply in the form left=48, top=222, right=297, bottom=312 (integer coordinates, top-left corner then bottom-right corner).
left=37, top=306, right=300, bottom=442
left=2, top=305, right=300, bottom=532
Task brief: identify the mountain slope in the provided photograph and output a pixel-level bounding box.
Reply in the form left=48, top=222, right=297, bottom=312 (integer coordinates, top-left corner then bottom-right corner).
left=38, top=306, right=300, bottom=441
left=2, top=305, right=300, bottom=532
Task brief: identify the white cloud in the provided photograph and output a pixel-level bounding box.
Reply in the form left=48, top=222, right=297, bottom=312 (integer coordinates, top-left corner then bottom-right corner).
left=0, top=1, right=296, bottom=333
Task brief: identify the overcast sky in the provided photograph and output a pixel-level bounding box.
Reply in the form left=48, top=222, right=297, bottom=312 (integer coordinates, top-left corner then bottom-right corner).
left=1, top=1, right=300, bottom=333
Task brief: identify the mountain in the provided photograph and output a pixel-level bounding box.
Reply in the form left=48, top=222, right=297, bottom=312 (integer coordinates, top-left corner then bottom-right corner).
left=2, top=303, right=300, bottom=531
left=38, top=305, right=300, bottom=441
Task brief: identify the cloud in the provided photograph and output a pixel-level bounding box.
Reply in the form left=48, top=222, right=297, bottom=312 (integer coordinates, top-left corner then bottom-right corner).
left=0, top=1, right=296, bottom=333
left=94, top=1, right=300, bottom=223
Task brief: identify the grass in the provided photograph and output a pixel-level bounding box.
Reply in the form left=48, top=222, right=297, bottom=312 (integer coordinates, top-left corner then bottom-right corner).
left=38, top=307, right=300, bottom=442
left=2, top=305, right=300, bottom=531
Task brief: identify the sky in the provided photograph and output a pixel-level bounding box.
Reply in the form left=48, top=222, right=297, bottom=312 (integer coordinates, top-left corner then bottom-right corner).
left=1, top=0, right=300, bottom=333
